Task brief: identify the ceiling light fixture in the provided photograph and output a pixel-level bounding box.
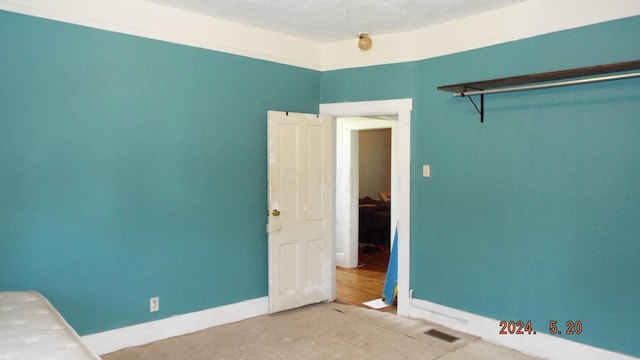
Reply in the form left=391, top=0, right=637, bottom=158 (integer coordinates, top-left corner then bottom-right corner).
left=358, top=33, right=372, bottom=51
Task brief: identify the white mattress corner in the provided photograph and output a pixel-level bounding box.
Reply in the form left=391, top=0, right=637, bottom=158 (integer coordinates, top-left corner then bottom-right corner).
left=0, top=291, right=102, bottom=360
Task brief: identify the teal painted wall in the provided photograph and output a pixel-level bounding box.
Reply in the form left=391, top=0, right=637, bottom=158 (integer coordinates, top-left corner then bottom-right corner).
left=0, top=10, right=319, bottom=334
left=1, top=7, right=639, bottom=357
left=323, top=16, right=640, bottom=357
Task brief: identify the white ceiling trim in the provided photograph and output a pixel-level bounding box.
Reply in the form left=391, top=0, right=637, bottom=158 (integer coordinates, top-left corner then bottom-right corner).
left=0, top=0, right=321, bottom=69
left=1, top=0, right=638, bottom=71
left=321, top=0, right=640, bottom=70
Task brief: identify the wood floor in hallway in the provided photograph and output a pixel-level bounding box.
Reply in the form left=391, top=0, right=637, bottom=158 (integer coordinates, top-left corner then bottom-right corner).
left=335, top=247, right=396, bottom=314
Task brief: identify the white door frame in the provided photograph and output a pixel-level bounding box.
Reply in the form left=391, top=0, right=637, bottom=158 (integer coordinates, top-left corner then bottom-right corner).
left=320, top=98, right=412, bottom=316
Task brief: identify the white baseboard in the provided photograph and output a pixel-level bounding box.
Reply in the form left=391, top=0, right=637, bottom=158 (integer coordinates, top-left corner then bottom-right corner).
left=335, top=252, right=348, bottom=268
left=82, top=296, right=269, bottom=355
left=408, top=298, right=637, bottom=360
left=81, top=296, right=637, bottom=359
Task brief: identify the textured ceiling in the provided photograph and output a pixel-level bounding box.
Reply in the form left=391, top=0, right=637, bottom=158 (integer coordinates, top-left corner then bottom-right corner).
left=144, top=0, right=530, bottom=42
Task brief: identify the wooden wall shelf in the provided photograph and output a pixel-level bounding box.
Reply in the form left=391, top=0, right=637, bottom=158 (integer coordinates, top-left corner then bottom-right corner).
left=437, top=60, right=640, bottom=122
left=437, top=60, right=640, bottom=95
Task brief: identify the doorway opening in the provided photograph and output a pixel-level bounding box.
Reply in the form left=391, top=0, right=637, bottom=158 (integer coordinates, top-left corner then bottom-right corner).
left=320, top=98, right=412, bottom=316
left=357, top=127, right=393, bottom=256
left=334, top=117, right=395, bottom=311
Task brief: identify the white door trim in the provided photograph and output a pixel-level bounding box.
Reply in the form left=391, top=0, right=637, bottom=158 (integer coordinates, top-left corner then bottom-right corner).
left=320, top=99, right=412, bottom=316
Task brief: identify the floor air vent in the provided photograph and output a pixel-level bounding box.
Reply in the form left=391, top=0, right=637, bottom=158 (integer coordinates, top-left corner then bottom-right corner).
left=424, top=328, right=460, bottom=343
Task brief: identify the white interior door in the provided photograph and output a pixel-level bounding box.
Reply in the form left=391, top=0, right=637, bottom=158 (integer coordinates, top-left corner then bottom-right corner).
left=267, top=110, right=334, bottom=313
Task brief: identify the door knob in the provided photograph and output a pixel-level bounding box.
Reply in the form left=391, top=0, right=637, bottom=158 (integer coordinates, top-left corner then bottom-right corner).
left=272, top=209, right=281, bottom=216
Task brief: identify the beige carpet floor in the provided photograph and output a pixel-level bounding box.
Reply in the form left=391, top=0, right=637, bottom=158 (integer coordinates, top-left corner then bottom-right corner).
left=103, top=302, right=542, bottom=360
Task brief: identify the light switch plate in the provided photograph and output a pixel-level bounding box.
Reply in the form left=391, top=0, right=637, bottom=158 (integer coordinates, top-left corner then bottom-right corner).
left=423, top=164, right=430, bottom=177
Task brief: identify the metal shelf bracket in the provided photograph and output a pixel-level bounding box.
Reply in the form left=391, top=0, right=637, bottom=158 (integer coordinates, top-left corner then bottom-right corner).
left=463, top=91, right=484, bottom=123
